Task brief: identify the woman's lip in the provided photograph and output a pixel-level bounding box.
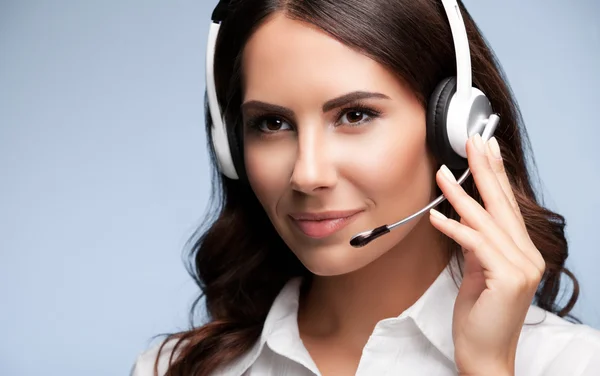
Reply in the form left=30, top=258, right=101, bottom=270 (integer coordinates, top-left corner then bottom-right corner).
left=289, top=211, right=362, bottom=239
left=289, top=210, right=363, bottom=221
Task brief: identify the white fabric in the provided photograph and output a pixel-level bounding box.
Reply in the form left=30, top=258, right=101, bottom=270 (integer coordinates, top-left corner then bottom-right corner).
left=131, top=265, right=600, bottom=375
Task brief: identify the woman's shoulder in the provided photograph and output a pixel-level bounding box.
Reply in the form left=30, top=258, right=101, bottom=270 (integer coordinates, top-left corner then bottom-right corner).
left=517, top=306, right=600, bottom=375
left=130, top=338, right=180, bottom=376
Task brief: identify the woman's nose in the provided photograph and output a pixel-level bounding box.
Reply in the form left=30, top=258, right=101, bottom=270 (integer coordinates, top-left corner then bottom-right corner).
left=289, top=130, right=337, bottom=194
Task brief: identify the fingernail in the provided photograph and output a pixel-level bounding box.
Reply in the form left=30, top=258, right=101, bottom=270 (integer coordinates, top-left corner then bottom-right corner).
left=430, top=208, right=447, bottom=220
left=488, top=137, right=502, bottom=159
left=473, top=133, right=485, bottom=153
left=440, top=165, right=457, bottom=183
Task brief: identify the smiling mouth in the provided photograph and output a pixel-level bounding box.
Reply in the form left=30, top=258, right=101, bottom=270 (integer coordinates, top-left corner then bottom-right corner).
left=288, top=210, right=363, bottom=239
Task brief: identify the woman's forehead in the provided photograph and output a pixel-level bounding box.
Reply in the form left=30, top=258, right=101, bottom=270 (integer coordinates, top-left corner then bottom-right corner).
left=241, top=14, right=405, bottom=105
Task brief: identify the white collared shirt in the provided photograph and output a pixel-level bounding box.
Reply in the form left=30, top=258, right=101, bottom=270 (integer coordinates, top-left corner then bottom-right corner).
left=132, top=265, right=600, bottom=375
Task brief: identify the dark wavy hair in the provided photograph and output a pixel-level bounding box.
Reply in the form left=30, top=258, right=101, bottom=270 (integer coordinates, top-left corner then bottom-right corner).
left=153, top=0, right=580, bottom=374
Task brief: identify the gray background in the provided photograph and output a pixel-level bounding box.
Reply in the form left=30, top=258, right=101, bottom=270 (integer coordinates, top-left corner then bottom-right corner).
left=1, top=0, right=598, bottom=374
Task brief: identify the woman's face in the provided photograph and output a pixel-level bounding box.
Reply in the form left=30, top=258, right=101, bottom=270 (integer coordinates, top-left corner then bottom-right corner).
left=241, top=14, right=438, bottom=276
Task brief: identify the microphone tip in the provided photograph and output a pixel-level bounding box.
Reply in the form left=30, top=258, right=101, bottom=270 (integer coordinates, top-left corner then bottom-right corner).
left=349, top=225, right=390, bottom=248
left=350, top=232, right=371, bottom=248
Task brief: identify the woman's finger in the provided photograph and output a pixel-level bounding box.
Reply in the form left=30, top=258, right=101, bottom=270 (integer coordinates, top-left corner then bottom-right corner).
left=429, top=209, right=542, bottom=292
left=429, top=209, right=513, bottom=274
left=485, top=137, right=523, bottom=220
left=483, top=136, right=546, bottom=272
left=465, top=135, right=545, bottom=273
left=435, top=164, right=539, bottom=273
left=466, top=135, right=529, bottom=241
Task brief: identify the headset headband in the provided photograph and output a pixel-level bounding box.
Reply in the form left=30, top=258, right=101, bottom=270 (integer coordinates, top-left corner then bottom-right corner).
left=439, top=0, right=471, bottom=102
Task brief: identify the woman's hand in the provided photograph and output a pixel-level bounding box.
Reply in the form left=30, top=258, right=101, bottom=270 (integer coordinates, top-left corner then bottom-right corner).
left=429, top=134, right=546, bottom=376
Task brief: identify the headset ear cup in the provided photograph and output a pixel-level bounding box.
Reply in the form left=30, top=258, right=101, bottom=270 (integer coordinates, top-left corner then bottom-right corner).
left=426, top=77, right=452, bottom=164
left=426, top=77, right=469, bottom=170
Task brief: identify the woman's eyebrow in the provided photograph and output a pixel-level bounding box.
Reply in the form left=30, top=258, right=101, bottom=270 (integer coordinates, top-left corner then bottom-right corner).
left=240, top=101, right=295, bottom=119
left=322, top=91, right=390, bottom=112
left=241, top=91, right=390, bottom=117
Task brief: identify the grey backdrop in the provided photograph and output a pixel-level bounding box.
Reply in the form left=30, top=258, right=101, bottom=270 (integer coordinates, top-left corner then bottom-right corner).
left=1, top=0, right=598, bottom=375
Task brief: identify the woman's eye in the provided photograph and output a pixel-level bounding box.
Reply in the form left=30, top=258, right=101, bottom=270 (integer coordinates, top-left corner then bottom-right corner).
left=257, top=117, right=291, bottom=132
left=338, top=109, right=373, bottom=125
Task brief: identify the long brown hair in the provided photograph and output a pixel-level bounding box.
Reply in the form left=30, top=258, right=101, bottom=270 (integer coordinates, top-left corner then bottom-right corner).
left=155, top=0, right=580, bottom=374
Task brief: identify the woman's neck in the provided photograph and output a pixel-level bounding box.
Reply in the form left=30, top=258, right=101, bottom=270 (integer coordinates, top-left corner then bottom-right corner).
left=297, top=216, right=449, bottom=348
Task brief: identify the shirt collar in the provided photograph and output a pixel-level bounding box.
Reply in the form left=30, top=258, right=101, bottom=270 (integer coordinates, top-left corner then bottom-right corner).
left=213, top=277, right=309, bottom=375
left=219, top=257, right=547, bottom=375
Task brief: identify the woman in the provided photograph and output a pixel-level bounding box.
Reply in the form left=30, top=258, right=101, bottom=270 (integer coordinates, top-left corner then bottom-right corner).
left=132, top=0, right=600, bottom=375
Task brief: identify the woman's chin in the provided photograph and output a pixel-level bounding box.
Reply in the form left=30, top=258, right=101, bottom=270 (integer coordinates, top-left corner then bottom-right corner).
left=290, top=242, right=387, bottom=277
